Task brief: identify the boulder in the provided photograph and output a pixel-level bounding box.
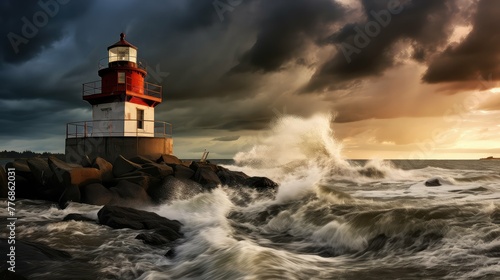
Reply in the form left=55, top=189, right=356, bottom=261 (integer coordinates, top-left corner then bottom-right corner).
left=173, top=164, right=195, bottom=180
left=48, top=156, right=82, bottom=183
left=189, top=161, right=219, bottom=173
left=92, top=157, right=114, bottom=183
left=11, top=174, right=42, bottom=200
left=155, top=227, right=184, bottom=241
left=129, top=156, right=155, bottom=165
left=27, top=158, right=53, bottom=186
left=112, top=155, right=142, bottom=177
left=157, top=154, right=183, bottom=166
left=217, top=167, right=249, bottom=186
left=194, top=166, right=221, bottom=190
left=0, top=166, right=7, bottom=198
left=244, top=177, right=278, bottom=190
left=98, top=205, right=183, bottom=233
left=63, top=213, right=96, bottom=222
left=62, top=167, right=102, bottom=187
left=58, top=185, right=81, bottom=209
left=140, top=163, right=174, bottom=178
left=425, top=178, right=441, bottom=187
left=5, top=159, right=42, bottom=195
left=81, top=183, right=114, bottom=206
left=5, top=159, right=31, bottom=174
left=0, top=238, right=71, bottom=274
left=81, top=155, right=93, bottom=167
left=148, top=176, right=203, bottom=204
left=115, top=175, right=161, bottom=190
left=109, top=180, right=151, bottom=205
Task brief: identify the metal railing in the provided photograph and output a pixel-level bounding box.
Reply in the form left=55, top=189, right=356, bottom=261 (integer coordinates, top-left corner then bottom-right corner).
left=66, top=119, right=172, bottom=138
left=82, top=76, right=162, bottom=99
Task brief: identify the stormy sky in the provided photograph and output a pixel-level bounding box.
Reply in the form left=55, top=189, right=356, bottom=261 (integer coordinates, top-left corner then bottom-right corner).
left=1, top=0, right=500, bottom=159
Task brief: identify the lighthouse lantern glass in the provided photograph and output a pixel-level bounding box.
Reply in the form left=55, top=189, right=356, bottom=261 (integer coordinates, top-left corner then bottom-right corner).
left=108, top=46, right=137, bottom=63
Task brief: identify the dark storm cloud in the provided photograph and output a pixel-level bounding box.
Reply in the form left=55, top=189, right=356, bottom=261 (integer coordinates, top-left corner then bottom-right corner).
left=0, top=0, right=498, bottom=154
left=0, top=0, right=92, bottom=63
left=305, top=0, right=459, bottom=92
left=212, top=135, right=241, bottom=142
left=423, top=0, right=500, bottom=84
left=231, top=0, right=345, bottom=73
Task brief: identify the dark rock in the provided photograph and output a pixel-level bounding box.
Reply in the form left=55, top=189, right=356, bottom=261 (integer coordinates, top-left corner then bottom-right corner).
left=173, top=164, right=195, bottom=180
left=244, top=177, right=278, bottom=190
left=109, top=180, right=151, bottom=203
left=190, top=161, right=218, bottom=173
left=165, top=248, right=175, bottom=258
left=92, top=157, right=114, bottom=183
left=194, top=166, right=221, bottom=189
left=148, top=176, right=203, bottom=204
left=0, top=238, right=71, bottom=262
left=157, top=154, right=183, bottom=166
left=98, top=205, right=182, bottom=233
left=11, top=175, right=41, bottom=200
left=140, top=163, right=174, bottom=178
left=107, top=182, right=153, bottom=207
left=62, top=167, right=102, bottom=187
left=0, top=166, right=7, bottom=198
left=0, top=238, right=79, bottom=279
left=81, top=155, right=93, bottom=167
left=81, top=183, right=114, bottom=206
left=114, top=175, right=160, bottom=190
left=425, top=178, right=441, bottom=187
left=48, top=156, right=82, bottom=183
left=27, top=157, right=53, bottom=186
left=136, top=232, right=170, bottom=246
left=112, top=155, right=142, bottom=177
left=5, top=159, right=31, bottom=174
left=155, top=227, right=184, bottom=241
left=217, top=167, right=249, bottom=186
left=138, top=153, right=163, bottom=162
left=6, top=160, right=42, bottom=196
left=63, top=213, right=96, bottom=222
left=58, top=185, right=81, bottom=209
left=129, top=156, right=155, bottom=165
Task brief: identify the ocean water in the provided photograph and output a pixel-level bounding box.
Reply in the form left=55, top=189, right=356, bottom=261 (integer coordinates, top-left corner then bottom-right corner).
left=2, top=114, right=500, bottom=279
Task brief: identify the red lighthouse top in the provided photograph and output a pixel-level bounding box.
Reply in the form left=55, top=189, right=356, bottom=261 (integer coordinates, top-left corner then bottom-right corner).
left=82, top=33, right=163, bottom=107
left=107, top=33, right=137, bottom=50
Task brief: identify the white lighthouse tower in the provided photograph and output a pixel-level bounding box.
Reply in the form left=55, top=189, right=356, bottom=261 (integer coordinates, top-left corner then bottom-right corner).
left=65, top=33, right=173, bottom=163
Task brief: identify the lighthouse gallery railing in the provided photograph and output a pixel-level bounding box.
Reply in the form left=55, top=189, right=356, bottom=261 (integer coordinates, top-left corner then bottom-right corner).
left=82, top=79, right=162, bottom=100
left=66, top=119, right=172, bottom=138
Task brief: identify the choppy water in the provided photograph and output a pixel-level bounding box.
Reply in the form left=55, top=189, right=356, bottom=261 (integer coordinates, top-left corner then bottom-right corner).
left=2, top=114, right=500, bottom=279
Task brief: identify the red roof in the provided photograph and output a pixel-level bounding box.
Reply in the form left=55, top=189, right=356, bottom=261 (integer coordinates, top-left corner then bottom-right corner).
left=107, top=33, right=138, bottom=50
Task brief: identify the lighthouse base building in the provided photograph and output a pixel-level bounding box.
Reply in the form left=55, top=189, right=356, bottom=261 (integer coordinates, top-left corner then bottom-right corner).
left=65, top=33, right=173, bottom=163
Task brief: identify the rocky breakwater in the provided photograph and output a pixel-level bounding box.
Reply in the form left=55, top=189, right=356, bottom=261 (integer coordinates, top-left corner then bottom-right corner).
left=0, top=154, right=278, bottom=267
left=1, top=154, right=278, bottom=207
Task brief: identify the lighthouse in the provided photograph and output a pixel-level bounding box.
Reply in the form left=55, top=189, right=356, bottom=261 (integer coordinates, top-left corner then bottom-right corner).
left=65, top=33, right=173, bottom=163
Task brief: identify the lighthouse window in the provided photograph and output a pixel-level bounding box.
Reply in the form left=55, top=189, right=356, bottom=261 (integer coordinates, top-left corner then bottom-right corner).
left=118, top=72, right=125, bottom=84
left=137, top=109, right=144, bottom=129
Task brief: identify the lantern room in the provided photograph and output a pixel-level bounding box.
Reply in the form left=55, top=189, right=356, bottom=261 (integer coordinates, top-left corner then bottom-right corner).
left=108, top=33, right=138, bottom=64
